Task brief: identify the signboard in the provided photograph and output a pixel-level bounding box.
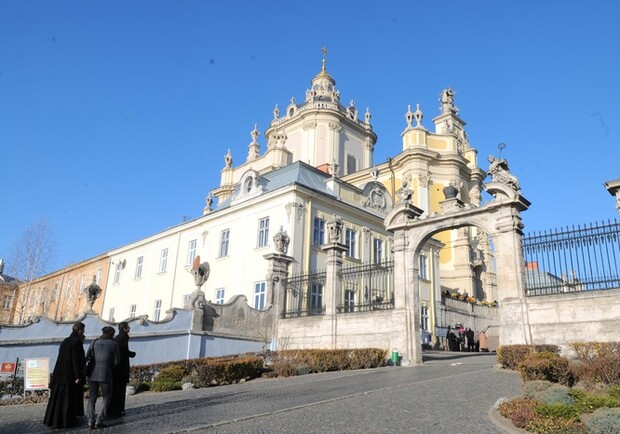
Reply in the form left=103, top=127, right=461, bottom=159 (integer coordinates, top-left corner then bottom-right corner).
left=24, top=358, right=49, bottom=390
left=0, top=362, right=16, bottom=374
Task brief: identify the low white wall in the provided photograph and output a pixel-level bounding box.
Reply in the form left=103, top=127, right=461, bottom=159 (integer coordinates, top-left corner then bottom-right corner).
left=524, top=287, right=620, bottom=356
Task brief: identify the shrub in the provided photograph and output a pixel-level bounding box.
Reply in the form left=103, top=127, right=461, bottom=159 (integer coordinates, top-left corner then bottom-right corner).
left=498, top=397, right=539, bottom=429
left=155, top=365, right=187, bottom=383
left=524, top=380, right=555, bottom=399
left=608, top=385, right=620, bottom=400
left=536, top=384, right=574, bottom=405
left=570, top=342, right=620, bottom=386
left=574, top=394, right=620, bottom=413
left=150, top=381, right=182, bottom=392
left=497, top=344, right=560, bottom=370
left=585, top=407, right=620, bottom=434
left=535, top=402, right=581, bottom=420
left=518, top=351, right=572, bottom=385
left=526, top=415, right=585, bottom=434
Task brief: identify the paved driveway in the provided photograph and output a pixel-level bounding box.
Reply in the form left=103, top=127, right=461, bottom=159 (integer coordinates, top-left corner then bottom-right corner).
left=0, top=352, right=521, bottom=434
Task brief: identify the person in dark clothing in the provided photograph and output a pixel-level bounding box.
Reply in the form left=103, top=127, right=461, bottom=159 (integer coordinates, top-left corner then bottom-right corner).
left=43, top=321, right=86, bottom=429
left=86, top=326, right=120, bottom=429
left=109, top=322, right=136, bottom=417
left=466, top=328, right=475, bottom=352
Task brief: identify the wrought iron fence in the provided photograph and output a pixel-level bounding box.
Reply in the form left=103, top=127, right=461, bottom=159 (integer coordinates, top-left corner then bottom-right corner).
left=337, top=260, right=394, bottom=313
left=523, top=219, right=620, bottom=296
left=282, top=270, right=326, bottom=318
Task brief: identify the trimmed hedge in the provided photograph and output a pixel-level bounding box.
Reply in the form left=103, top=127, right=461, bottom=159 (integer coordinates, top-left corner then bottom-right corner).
left=496, top=344, right=560, bottom=370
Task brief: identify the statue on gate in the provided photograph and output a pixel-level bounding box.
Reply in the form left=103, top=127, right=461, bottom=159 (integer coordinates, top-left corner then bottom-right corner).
left=487, top=155, right=520, bottom=191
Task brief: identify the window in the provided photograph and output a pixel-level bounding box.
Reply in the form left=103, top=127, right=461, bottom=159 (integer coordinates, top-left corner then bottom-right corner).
left=186, top=239, right=197, bottom=265
left=96, top=269, right=102, bottom=284
left=219, top=230, right=230, bottom=257
left=373, top=238, right=383, bottom=263
left=419, top=254, right=429, bottom=280
left=129, top=304, right=136, bottom=318
left=108, top=308, right=115, bottom=322
left=65, top=279, right=72, bottom=296
left=346, top=154, right=357, bottom=174
left=159, top=248, right=168, bottom=272
left=153, top=299, right=162, bottom=321
left=135, top=256, right=143, bottom=280
left=313, top=217, right=325, bottom=246
left=113, top=261, right=122, bottom=284
left=421, top=306, right=429, bottom=331
left=345, top=228, right=357, bottom=258
left=79, top=275, right=86, bottom=292
left=254, top=282, right=266, bottom=310
left=2, top=295, right=12, bottom=309
left=344, top=289, right=355, bottom=313
left=215, top=288, right=225, bottom=304
left=310, top=283, right=323, bottom=314
left=257, top=217, right=270, bottom=248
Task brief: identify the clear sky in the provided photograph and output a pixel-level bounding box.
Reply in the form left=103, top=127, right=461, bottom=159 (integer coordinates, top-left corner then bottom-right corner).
left=1, top=1, right=619, bottom=274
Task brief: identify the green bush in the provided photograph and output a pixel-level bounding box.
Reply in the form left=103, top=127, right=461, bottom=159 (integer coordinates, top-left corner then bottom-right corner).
left=585, top=407, right=620, bottom=434
left=608, top=385, right=620, bottom=400
left=518, top=351, right=572, bottom=385
left=525, top=415, right=585, bottom=434
left=536, top=384, right=574, bottom=405
left=524, top=380, right=555, bottom=399
left=497, top=344, right=560, bottom=370
left=155, top=365, right=187, bottom=383
left=574, top=394, right=620, bottom=413
left=150, top=381, right=182, bottom=392
left=535, top=403, right=581, bottom=420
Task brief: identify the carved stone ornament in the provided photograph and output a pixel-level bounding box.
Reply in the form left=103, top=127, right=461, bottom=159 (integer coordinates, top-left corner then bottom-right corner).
left=327, top=216, right=343, bottom=243
left=487, top=155, right=520, bottom=191
left=418, top=173, right=431, bottom=188
left=364, top=185, right=387, bottom=212
left=396, top=179, right=413, bottom=204
left=273, top=226, right=290, bottom=255
left=85, top=275, right=101, bottom=311
left=469, top=185, right=482, bottom=206
left=192, top=262, right=210, bottom=289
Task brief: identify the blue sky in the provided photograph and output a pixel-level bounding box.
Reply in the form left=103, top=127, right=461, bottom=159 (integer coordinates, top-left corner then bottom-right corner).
left=1, top=1, right=619, bottom=273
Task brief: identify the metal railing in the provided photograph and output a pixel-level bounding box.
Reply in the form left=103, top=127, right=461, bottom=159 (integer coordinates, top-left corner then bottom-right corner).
left=523, top=219, right=620, bottom=296
left=282, top=270, right=326, bottom=318
left=337, top=260, right=394, bottom=313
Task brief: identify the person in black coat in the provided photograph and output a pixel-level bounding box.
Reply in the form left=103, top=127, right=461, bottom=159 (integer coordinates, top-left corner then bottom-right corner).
left=109, top=321, right=136, bottom=417
left=43, top=321, right=86, bottom=429
left=86, top=326, right=120, bottom=429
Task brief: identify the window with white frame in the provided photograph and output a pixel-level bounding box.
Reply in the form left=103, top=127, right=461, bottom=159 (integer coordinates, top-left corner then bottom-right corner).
left=96, top=269, right=102, bottom=284
left=254, top=282, right=266, bottom=310
left=113, top=261, right=122, bottom=284
left=421, top=305, right=429, bottom=331
left=373, top=238, right=383, bottom=263
left=344, top=289, right=355, bottom=313
left=108, top=307, right=115, bottom=322
left=159, top=248, right=168, bottom=273
left=257, top=217, right=270, bottom=248
left=129, top=304, right=136, bottom=318
left=215, top=288, right=225, bottom=304
left=186, top=239, right=197, bottom=265
left=345, top=228, right=357, bottom=258
left=419, top=254, right=429, bottom=280
left=313, top=217, right=325, bottom=246
left=65, top=279, right=72, bottom=296
left=219, top=230, right=230, bottom=257
left=2, top=294, right=13, bottom=309
left=135, top=256, right=143, bottom=280
left=79, top=275, right=86, bottom=292
left=153, top=299, right=162, bottom=321
left=310, top=283, right=323, bottom=314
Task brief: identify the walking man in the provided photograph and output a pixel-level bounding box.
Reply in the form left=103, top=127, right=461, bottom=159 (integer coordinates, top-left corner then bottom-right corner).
left=43, top=321, right=86, bottom=429
left=86, top=326, right=120, bottom=429
left=109, top=321, right=136, bottom=417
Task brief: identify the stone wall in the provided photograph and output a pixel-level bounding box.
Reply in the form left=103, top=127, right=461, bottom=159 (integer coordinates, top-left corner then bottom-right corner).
left=521, top=287, right=620, bottom=356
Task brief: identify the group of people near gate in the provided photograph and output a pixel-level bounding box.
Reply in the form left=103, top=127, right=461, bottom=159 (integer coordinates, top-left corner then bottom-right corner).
left=43, top=321, right=136, bottom=430
left=446, top=325, right=489, bottom=352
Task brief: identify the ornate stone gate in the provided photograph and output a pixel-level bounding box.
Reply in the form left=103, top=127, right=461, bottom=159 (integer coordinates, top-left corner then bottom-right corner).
left=385, top=181, right=531, bottom=364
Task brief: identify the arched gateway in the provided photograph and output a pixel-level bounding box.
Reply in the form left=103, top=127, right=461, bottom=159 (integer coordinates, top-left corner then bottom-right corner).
left=385, top=181, right=531, bottom=364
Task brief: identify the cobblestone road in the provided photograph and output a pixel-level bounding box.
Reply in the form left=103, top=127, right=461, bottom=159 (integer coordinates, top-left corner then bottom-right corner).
left=0, top=352, right=522, bottom=434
